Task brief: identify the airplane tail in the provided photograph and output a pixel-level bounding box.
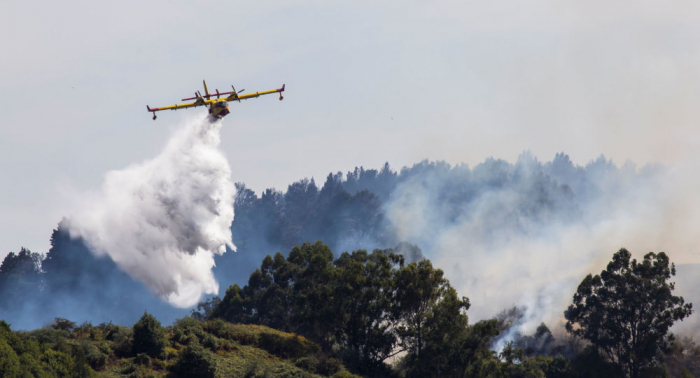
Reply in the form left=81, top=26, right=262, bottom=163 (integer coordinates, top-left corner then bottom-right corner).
left=203, top=80, right=210, bottom=99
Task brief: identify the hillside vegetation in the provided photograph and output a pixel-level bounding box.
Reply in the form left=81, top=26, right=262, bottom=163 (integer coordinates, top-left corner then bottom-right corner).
left=0, top=314, right=360, bottom=378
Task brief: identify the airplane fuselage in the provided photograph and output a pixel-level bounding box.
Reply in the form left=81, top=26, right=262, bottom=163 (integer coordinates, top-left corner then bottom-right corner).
left=209, top=100, right=230, bottom=118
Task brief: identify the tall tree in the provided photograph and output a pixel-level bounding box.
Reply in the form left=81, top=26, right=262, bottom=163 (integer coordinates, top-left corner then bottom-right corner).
left=0, top=248, right=43, bottom=314
left=332, top=249, right=402, bottom=374
left=565, top=248, right=692, bottom=378
left=394, top=259, right=450, bottom=359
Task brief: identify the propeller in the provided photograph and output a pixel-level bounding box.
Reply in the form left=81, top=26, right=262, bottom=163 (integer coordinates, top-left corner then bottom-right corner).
left=231, top=85, right=242, bottom=102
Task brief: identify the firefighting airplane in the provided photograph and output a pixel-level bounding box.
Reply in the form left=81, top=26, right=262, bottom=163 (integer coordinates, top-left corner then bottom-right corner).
left=146, top=80, right=285, bottom=120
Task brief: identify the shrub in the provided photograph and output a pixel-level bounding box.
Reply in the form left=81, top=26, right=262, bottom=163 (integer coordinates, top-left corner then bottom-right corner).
left=45, top=318, right=77, bottom=332
left=81, top=341, right=107, bottom=370
left=172, top=317, right=206, bottom=346
left=259, top=332, right=319, bottom=359
left=41, top=349, right=73, bottom=377
left=72, top=345, right=97, bottom=378
left=0, top=339, right=20, bottom=378
left=172, top=342, right=216, bottom=378
left=26, top=328, right=69, bottom=348
left=132, top=311, right=166, bottom=359
left=296, top=354, right=343, bottom=376
left=316, top=355, right=342, bottom=376
left=242, top=360, right=274, bottom=378
left=0, top=321, right=22, bottom=353
left=331, top=370, right=364, bottom=378
left=110, top=327, right=133, bottom=357
left=19, top=353, right=45, bottom=378
left=135, top=352, right=152, bottom=367
left=295, top=355, right=319, bottom=373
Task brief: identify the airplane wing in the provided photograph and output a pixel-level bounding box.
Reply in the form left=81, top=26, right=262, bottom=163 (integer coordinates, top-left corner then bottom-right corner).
left=147, top=100, right=210, bottom=113
left=226, top=85, right=285, bottom=102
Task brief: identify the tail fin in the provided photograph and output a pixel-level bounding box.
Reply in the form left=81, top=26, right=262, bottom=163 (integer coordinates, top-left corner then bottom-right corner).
left=203, top=80, right=210, bottom=99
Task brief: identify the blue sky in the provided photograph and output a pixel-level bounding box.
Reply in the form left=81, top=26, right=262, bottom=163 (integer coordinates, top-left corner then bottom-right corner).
left=2, top=0, right=700, bottom=257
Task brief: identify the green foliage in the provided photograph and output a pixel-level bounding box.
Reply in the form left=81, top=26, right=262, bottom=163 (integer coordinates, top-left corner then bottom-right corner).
left=330, top=370, right=364, bottom=378
left=332, top=249, right=402, bottom=373
left=172, top=317, right=205, bottom=346
left=190, top=296, right=221, bottom=321
left=295, top=354, right=342, bottom=376
left=0, top=338, right=21, bottom=378
left=259, top=333, right=319, bottom=359
left=0, top=320, right=23, bottom=353
left=47, top=317, right=77, bottom=332
left=242, top=360, right=273, bottom=378
left=135, top=352, right=152, bottom=367
left=202, top=320, right=320, bottom=359
left=41, top=348, right=73, bottom=377
left=172, top=342, right=216, bottom=378
left=80, top=341, right=107, bottom=370
left=71, top=344, right=97, bottom=378
left=107, top=325, right=133, bottom=357
left=30, top=327, right=66, bottom=344
left=132, top=311, right=166, bottom=359
left=213, top=242, right=485, bottom=377
left=565, top=248, right=693, bottom=378
left=19, top=352, right=47, bottom=378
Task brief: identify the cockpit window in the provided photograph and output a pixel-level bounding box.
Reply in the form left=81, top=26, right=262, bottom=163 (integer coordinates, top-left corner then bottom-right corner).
left=217, top=102, right=228, bottom=107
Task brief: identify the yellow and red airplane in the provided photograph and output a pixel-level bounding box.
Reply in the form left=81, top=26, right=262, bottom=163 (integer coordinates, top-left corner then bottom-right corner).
left=147, top=80, right=284, bottom=120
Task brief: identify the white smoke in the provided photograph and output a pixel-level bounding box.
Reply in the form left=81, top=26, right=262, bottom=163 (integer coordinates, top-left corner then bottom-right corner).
left=384, top=153, right=700, bottom=350
left=67, top=115, right=236, bottom=308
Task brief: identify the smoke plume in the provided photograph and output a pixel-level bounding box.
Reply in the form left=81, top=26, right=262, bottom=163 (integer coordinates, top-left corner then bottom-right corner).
left=382, top=153, right=700, bottom=349
left=68, top=116, right=236, bottom=307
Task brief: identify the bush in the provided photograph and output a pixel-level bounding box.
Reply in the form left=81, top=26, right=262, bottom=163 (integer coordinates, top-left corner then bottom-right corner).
left=0, top=339, right=20, bottom=378
left=81, top=341, right=107, bottom=370
left=26, top=328, right=69, bottom=347
left=0, top=321, right=22, bottom=353
left=132, top=311, right=166, bottom=359
left=135, top=352, right=152, bottom=367
left=72, top=345, right=97, bottom=378
left=317, top=355, right=342, bottom=376
left=259, top=332, right=319, bottom=359
left=19, top=353, right=45, bottom=378
left=296, top=354, right=341, bottom=375
left=41, top=349, right=73, bottom=377
left=242, top=361, right=273, bottom=378
left=172, top=317, right=205, bottom=347
left=45, top=318, right=76, bottom=332
left=331, top=370, right=364, bottom=378
left=172, top=342, right=216, bottom=378
left=110, top=327, right=133, bottom=357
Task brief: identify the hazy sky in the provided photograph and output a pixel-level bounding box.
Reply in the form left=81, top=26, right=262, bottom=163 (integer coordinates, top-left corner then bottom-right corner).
left=2, top=0, right=700, bottom=257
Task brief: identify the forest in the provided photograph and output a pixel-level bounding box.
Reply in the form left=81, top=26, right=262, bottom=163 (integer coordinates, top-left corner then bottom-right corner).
left=1, top=153, right=699, bottom=377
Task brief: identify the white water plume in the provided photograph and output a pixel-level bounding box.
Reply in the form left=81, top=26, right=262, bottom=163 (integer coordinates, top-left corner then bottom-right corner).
left=68, top=115, right=236, bottom=308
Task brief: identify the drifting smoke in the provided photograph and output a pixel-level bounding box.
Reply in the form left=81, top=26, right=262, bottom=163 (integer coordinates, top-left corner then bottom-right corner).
left=68, top=116, right=236, bottom=307
left=382, top=152, right=700, bottom=350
